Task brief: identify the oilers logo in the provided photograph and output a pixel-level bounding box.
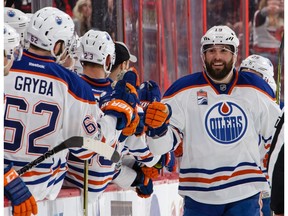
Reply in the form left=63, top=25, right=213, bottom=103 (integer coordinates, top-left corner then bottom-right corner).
left=205, top=102, right=247, bottom=144
left=55, top=16, right=62, bottom=25
left=7, top=10, right=15, bottom=17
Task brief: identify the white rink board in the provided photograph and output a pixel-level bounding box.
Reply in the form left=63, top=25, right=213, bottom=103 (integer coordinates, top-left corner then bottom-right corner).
left=4, top=181, right=183, bottom=216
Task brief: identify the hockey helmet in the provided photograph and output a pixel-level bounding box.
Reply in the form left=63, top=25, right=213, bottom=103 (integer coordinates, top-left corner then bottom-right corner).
left=80, top=30, right=115, bottom=74
left=240, top=55, right=276, bottom=93
left=201, top=25, right=239, bottom=54
left=4, top=7, right=30, bottom=47
left=26, top=7, right=75, bottom=58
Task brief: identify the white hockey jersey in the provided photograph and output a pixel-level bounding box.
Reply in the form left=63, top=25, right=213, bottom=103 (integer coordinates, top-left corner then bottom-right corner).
left=147, top=70, right=281, bottom=204
left=4, top=50, right=118, bottom=201
left=64, top=75, right=159, bottom=201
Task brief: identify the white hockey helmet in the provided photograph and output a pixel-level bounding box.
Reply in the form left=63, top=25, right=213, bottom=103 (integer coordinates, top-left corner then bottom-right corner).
left=27, top=7, right=75, bottom=58
left=80, top=30, right=115, bottom=74
left=4, top=7, right=30, bottom=47
left=4, top=23, right=21, bottom=60
left=240, top=54, right=276, bottom=93
left=4, top=23, right=21, bottom=76
left=201, top=25, right=239, bottom=55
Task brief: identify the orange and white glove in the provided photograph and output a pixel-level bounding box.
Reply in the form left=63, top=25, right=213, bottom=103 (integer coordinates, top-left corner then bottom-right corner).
left=145, top=101, right=172, bottom=137
left=4, top=164, right=38, bottom=216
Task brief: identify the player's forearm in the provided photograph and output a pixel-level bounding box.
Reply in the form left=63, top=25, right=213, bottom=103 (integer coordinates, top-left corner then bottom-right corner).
left=146, top=126, right=176, bottom=155
left=98, top=115, right=121, bottom=145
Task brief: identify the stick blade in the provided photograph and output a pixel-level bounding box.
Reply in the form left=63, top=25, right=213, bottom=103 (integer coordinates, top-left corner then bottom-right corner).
left=82, top=138, right=120, bottom=163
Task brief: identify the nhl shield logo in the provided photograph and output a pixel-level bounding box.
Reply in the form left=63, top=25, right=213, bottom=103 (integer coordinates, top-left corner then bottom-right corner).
left=220, top=84, right=227, bottom=91
left=205, top=102, right=248, bottom=144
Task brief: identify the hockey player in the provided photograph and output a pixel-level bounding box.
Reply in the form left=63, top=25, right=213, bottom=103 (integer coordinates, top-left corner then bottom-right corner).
left=4, top=7, right=134, bottom=203
left=4, top=23, right=38, bottom=216
left=144, top=25, right=281, bottom=215
left=240, top=54, right=276, bottom=94
left=4, top=7, right=30, bottom=49
left=108, top=42, right=176, bottom=194
left=64, top=30, right=159, bottom=202
left=239, top=54, right=278, bottom=216
left=239, top=54, right=284, bottom=109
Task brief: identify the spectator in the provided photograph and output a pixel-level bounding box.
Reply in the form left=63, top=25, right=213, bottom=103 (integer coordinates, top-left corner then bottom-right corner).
left=102, top=0, right=117, bottom=39
left=252, top=0, right=284, bottom=73
left=53, top=0, right=73, bottom=17
left=72, top=0, right=92, bottom=36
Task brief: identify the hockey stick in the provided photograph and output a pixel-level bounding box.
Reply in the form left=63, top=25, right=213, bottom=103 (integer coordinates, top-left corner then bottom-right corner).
left=276, top=34, right=284, bottom=105
left=17, top=136, right=120, bottom=176
left=83, top=160, right=89, bottom=216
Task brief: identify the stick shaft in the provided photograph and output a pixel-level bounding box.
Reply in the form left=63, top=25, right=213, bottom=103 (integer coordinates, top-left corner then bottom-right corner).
left=276, top=34, right=284, bottom=104
left=83, top=160, right=89, bottom=216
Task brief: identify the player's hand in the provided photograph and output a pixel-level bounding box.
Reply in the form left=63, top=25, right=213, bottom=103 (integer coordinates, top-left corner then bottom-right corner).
left=154, top=152, right=176, bottom=172
left=122, top=67, right=141, bottom=89
left=138, top=80, right=162, bottom=108
left=141, top=166, right=160, bottom=179
left=145, top=101, right=172, bottom=137
left=4, top=164, right=38, bottom=216
left=145, top=101, right=171, bottom=128
left=101, top=80, right=138, bottom=130
left=131, top=169, right=153, bottom=198
left=111, top=80, right=139, bottom=108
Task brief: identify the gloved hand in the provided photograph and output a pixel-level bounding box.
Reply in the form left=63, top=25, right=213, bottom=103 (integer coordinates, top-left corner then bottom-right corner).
left=145, top=101, right=172, bottom=137
left=134, top=106, right=145, bottom=136
left=118, top=111, right=140, bottom=142
left=138, top=80, right=162, bottom=108
left=122, top=67, right=141, bottom=90
left=101, top=80, right=138, bottom=130
left=118, top=69, right=144, bottom=138
left=131, top=168, right=153, bottom=198
left=111, top=79, right=139, bottom=108
left=141, top=166, right=160, bottom=179
left=154, top=151, right=176, bottom=172
left=4, top=164, right=38, bottom=216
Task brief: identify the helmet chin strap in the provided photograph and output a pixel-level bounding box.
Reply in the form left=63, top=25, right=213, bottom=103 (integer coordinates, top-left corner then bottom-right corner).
left=4, top=55, right=14, bottom=76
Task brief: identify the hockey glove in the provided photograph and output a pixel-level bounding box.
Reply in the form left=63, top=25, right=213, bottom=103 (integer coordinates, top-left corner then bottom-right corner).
left=141, top=166, right=160, bottom=179
left=118, top=111, right=140, bottom=142
left=122, top=67, right=141, bottom=89
left=101, top=80, right=138, bottom=130
left=138, top=80, right=162, bottom=108
left=4, top=164, right=38, bottom=216
left=134, top=106, right=145, bottom=136
left=131, top=168, right=153, bottom=198
left=111, top=80, right=139, bottom=108
left=154, top=152, right=176, bottom=172
left=145, top=102, right=172, bottom=137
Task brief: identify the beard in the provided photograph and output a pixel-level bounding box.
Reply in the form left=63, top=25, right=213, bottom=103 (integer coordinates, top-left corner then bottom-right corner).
left=205, top=58, right=234, bottom=81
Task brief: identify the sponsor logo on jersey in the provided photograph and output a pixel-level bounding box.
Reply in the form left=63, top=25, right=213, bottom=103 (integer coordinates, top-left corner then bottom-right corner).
left=197, top=90, right=208, bottom=105
left=205, top=101, right=247, bottom=144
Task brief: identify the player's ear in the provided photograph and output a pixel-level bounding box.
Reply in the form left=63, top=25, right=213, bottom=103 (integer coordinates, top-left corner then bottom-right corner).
left=54, top=41, right=64, bottom=56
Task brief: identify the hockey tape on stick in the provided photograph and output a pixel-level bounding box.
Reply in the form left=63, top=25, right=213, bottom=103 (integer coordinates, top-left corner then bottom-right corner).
left=17, top=136, right=120, bottom=176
